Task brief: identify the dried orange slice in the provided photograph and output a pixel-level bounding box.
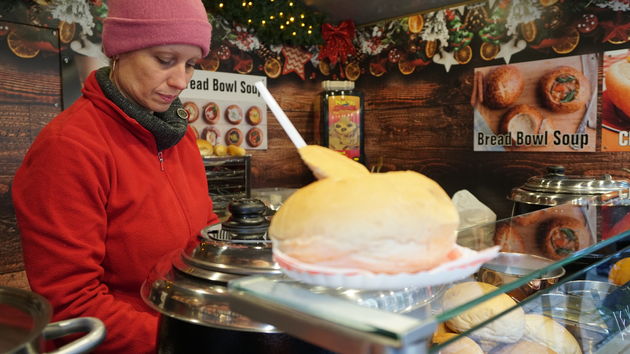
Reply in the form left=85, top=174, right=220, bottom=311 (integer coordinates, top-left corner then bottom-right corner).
left=454, top=45, right=472, bottom=64
left=424, top=40, right=437, bottom=59
left=398, top=59, right=415, bottom=75
left=552, top=27, right=580, bottom=55
left=607, top=32, right=629, bottom=45
left=369, top=61, right=386, bottom=77
left=539, top=0, right=558, bottom=6
left=7, top=31, right=39, bottom=58
left=319, top=60, right=331, bottom=76
left=199, top=52, right=220, bottom=71
left=480, top=42, right=499, bottom=61
left=408, top=15, right=424, bottom=34
left=263, top=57, right=281, bottom=78
left=58, top=21, right=76, bottom=44
left=520, top=21, right=537, bottom=42
left=344, top=62, right=361, bottom=81
left=235, top=55, right=254, bottom=74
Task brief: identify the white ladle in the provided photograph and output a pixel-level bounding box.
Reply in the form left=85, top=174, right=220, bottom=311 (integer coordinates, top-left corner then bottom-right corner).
left=255, top=81, right=369, bottom=179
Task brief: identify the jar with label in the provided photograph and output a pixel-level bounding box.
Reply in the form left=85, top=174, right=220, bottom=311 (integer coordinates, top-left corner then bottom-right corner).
left=314, top=80, right=365, bottom=164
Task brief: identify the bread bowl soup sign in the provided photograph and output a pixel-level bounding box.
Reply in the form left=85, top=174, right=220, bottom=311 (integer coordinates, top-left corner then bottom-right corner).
left=473, top=55, right=597, bottom=152
left=181, top=71, right=268, bottom=150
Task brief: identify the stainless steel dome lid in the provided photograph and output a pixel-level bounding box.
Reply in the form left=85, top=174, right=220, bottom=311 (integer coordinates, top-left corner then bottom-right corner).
left=141, top=248, right=281, bottom=333
left=141, top=198, right=283, bottom=332
left=509, top=166, right=630, bottom=206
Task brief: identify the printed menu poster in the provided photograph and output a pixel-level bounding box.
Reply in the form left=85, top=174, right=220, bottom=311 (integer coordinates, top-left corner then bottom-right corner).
left=473, top=54, right=597, bottom=152
left=601, top=49, right=630, bottom=152
left=180, top=71, right=268, bottom=150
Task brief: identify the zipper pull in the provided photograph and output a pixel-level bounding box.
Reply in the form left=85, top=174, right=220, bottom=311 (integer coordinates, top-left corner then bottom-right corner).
left=157, top=151, right=165, bottom=171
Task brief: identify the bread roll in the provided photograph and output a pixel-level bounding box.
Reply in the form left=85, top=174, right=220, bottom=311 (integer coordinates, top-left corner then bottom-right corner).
left=439, top=335, right=484, bottom=354
left=499, top=104, right=543, bottom=143
left=442, top=281, right=524, bottom=343
left=605, top=58, right=630, bottom=118
left=484, top=65, right=525, bottom=109
left=298, top=145, right=369, bottom=180
left=269, top=170, right=460, bottom=273
left=539, top=66, right=590, bottom=113
left=523, top=314, right=582, bottom=354
left=495, top=340, right=558, bottom=354
left=196, top=139, right=213, bottom=157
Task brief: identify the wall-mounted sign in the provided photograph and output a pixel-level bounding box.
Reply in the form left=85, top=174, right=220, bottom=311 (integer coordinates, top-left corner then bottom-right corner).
left=473, top=54, right=598, bottom=153
left=601, top=48, right=630, bottom=152
left=180, top=70, right=268, bottom=150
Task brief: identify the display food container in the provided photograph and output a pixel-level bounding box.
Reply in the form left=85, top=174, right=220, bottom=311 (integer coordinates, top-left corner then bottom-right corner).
left=476, top=252, right=565, bottom=301
left=0, top=286, right=105, bottom=354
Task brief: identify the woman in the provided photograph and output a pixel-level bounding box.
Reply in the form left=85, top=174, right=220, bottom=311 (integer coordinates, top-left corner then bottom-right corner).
left=12, top=0, right=219, bottom=352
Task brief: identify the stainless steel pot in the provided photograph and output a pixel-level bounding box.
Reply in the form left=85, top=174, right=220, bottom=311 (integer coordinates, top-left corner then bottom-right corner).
left=141, top=199, right=331, bottom=354
left=0, top=286, right=105, bottom=354
left=509, top=166, right=630, bottom=214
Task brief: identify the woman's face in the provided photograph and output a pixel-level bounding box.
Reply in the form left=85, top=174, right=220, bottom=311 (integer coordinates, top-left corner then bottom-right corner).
left=113, top=44, right=202, bottom=112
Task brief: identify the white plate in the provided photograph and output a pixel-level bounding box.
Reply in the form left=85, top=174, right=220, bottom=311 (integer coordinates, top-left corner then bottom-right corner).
left=273, top=245, right=501, bottom=290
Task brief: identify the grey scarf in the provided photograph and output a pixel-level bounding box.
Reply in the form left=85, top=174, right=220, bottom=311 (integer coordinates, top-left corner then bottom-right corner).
left=95, top=67, right=188, bottom=151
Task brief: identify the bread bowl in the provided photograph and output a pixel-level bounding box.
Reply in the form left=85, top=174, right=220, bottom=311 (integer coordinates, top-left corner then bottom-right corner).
left=269, top=170, right=460, bottom=273
left=537, top=216, right=582, bottom=260
left=203, top=102, right=220, bottom=124
left=484, top=65, right=525, bottom=109
left=183, top=101, right=199, bottom=123
left=441, top=281, right=525, bottom=343
left=499, top=104, right=544, bottom=143
left=539, top=66, right=590, bottom=113
left=522, top=314, right=582, bottom=354
left=605, top=58, right=630, bottom=118
left=225, top=104, right=243, bottom=125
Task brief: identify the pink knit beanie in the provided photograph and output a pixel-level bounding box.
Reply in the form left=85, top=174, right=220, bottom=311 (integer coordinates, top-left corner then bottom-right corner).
left=102, top=0, right=212, bottom=57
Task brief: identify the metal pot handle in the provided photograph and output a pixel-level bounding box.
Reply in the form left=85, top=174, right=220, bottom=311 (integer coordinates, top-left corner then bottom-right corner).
left=43, top=317, right=106, bottom=354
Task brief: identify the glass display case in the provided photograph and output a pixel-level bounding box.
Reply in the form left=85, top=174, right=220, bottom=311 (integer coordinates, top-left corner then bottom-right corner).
left=227, top=204, right=630, bottom=354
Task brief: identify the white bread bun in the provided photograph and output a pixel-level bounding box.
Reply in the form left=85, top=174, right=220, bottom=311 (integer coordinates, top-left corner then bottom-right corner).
left=196, top=139, right=213, bottom=157
left=298, top=145, right=369, bottom=180
left=605, top=59, right=630, bottom=118
left=269, top=170, right=459, bottom=273
left=484, top=65, right=525, bottom=109
left=499, top=104, right=543, bottom=144
left=523, top=314, right=582, bottom=354
left=438, top=335, right=484, bottom=354
left=495, top=340, right=558, bottom=354
left=442, top=282, right=524, bottom=343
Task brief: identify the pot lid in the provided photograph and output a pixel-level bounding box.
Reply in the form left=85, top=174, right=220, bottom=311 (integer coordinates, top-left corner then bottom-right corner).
left=509, top=166, right=630, bottom=206
left=141, top=251, right=280, bottom=333
left=0, top=286, right=51, bottom=353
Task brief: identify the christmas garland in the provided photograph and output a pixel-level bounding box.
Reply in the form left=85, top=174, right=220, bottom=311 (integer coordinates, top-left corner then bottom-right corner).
left=3, top=0, right=630, bottom=81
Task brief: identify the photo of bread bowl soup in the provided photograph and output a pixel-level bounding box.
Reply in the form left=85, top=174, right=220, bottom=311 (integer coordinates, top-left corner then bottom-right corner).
left=473, top=54, right=597, bottom=152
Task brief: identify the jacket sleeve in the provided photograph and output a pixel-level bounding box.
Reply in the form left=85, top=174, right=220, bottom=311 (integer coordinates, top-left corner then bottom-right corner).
left=12, top=135, right=157, bottom=354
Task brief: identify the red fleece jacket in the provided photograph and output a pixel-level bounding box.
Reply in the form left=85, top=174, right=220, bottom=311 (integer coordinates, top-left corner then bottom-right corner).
left=12, top=71, right=219, bottom=353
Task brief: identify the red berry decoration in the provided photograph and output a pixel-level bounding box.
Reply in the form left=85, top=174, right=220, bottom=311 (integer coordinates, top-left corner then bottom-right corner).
left=387, top=48, right=401, bottom=63
left=217, top=45, right=231, bottom=60
left=576, top=13, right=598, bottom=34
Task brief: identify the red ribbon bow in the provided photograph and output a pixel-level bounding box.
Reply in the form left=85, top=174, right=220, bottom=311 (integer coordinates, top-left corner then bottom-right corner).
left=319, top=20, right=357, bottom=66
